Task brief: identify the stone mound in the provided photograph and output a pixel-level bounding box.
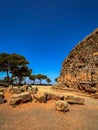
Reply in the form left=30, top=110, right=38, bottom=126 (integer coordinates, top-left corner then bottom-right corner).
left=55, top=28, right=98, bottom=93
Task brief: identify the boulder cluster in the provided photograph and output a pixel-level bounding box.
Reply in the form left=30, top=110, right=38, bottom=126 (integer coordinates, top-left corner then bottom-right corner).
left=0, top=85, right=85, bottom=112
left=0, top=85, right=38, bottom=105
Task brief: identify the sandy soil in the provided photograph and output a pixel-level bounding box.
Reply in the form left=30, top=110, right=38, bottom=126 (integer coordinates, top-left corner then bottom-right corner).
left=0, top=86, right=98, bottom=130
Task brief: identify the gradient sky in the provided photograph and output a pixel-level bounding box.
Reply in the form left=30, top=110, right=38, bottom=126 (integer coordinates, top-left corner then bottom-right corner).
left=0, top=0, right=98, bottom=83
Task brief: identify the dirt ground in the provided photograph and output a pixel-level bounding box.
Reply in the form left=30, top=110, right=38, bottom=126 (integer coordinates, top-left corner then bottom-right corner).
left=0, top=86, right=98, bottom=130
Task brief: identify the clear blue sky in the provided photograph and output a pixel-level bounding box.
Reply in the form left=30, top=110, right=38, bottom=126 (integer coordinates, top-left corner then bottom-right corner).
left=0, top=0, right=98, bottom=83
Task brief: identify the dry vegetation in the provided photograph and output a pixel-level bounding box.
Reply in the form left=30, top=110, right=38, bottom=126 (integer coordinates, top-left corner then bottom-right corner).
left=0, top=85, right=98, bottom=130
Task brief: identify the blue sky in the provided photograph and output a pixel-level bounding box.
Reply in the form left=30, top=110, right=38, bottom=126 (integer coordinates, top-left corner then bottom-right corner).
left=0, top=0, right=98, bottom=83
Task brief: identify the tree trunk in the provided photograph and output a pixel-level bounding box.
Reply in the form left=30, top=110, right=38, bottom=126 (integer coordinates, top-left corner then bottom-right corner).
left=19, top=77, right=21, bottom=85
left=6, top=69, right=10, bottom=84
left=33, top=80, right=35, bottom=85
left=6, top=69, right=9, bottom=78
left=39, top=80, right=41, bottom=85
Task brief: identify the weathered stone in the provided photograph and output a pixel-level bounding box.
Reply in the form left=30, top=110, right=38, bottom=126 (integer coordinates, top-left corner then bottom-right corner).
left=65, top=95, right=84, bottom=105
left=96, top=84, right=98, bottom=91
left=0, top=92, right=6, bottom=104
left=8, top=87, right=21, bottom=94
left=21, top=85, right=29, bottom=92
left=55, top=100, right=69, bottom=112
left=10, top=97, right=22, bottom=105
left=78, top=83, right=97, bottom=93
left=0, top=88, right=5, bottom=92
left=20, top=92, right=32, bottom=103
left=52, top=94, right=64, bottom=100
left=47, top=93, right=64, bottom=101
left=55, top=28, right=98, bottom=93
left=10, top=92, right=32, bottom=105
left=46, top=93, right=53, bottom=100
left=0, top=92, right=4, bottom=98
left=53, top=82, right=66, bottom=89
left=28, top=87, right=38, bottom=94
left=34, top=92, right=47, bottom=103
left=92, top=93, right=98, bottom=99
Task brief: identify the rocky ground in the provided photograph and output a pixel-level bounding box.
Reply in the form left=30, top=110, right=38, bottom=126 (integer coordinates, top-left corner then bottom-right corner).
left=0, top=85, right=98, bottom=130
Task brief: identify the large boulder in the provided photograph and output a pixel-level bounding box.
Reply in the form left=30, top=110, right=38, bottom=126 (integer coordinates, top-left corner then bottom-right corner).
left=34, top=92, right=47, bottom=103
left=28, top=86, right=38, bottom=94
left=52, top=94, right=64, bottom=100
left=46, top=93, right=53, bottom=100
left=10, top=92, right=32, bottom=105
left=21, top=85, right=30, bottom=92
left=20, top=92, right=32, bottom=103
left=8, top=87, right=21, bottom=94
left=10, top=95, right=22, bottom=105
left=55, top=100, right=69, bottom=112
left=65, top=95, right=84, bottom=105
left=47, top=93, right=64, bottom=101
left=34, top=92, right=64, bottom=103
left=0, top=88, right=5, bottom=92
left=0, top=92, right=6, bottom=104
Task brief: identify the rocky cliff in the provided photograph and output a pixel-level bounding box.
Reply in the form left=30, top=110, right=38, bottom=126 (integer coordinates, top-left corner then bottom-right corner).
left=56, top=28, right=98, bottom=93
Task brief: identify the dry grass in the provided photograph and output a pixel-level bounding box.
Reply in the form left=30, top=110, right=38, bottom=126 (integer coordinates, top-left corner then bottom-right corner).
left=0, top=86, right=98, bottom=130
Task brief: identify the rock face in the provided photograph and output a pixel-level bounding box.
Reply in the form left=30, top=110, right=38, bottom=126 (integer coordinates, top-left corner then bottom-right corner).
left=56, top=28, right=98, bottom=93
left=92, top=93, right=98, bottom=99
